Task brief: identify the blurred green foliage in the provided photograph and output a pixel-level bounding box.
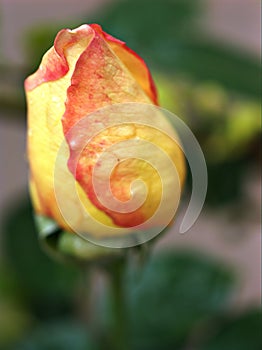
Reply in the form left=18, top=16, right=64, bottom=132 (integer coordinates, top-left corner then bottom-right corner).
left=1, top=197, right=261, bottom=349
left=0, top=65, right=26, bottom=113
left=13, top=321, right=97, bottom=350
left=127, top=251, right=234, bottom=350
left=2, top=196, right=82, bottom=321
left=202, top=310, right=262, bottom=350
left=155, top=76, right=260, bottom=205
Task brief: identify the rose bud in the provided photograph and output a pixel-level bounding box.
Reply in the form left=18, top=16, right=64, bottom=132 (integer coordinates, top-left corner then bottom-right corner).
left=25, top=24, right=185, bottom=245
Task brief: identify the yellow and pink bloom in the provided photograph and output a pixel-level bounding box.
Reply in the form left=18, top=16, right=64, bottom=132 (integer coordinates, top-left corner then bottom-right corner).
left=25, top=24, right=185, bottom=239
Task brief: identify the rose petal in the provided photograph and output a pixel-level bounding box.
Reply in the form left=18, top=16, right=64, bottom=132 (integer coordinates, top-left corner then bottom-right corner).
left=26, top=25, right=118, bottom=231
left=25, top=24, right=94, bottom=91
left=90, top=24, right=158, bottom=104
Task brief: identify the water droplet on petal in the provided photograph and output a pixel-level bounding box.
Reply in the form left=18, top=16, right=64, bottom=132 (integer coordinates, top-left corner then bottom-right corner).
left=52, top=96, right=60, bottom=103
left=69, top=139, right=77, bottom=150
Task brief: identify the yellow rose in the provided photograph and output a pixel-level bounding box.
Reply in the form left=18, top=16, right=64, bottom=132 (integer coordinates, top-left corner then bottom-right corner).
left=25, top=24, right=185, bottom=242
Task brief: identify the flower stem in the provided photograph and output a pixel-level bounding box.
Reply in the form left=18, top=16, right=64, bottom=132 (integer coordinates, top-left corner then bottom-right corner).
left=108, top=258, right=129, bottom=350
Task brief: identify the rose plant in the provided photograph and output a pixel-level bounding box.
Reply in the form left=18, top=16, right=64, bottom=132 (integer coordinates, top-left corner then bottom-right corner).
left=24, top=23, right=189, bottom=350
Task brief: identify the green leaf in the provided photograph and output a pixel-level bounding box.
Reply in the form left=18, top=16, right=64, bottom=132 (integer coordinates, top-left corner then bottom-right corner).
left=2, top=195, right=81, bottom=319
left=0, top=300, right=32, bottom=348
left=202, top=310, right=262, bottom=350
left=154, top=39, right=260, bottom=98
left=12, top=320, right=98, bottom=350
left=127, top=251, right=234, bottom=350
left=205, top=159, right=247, bottom=206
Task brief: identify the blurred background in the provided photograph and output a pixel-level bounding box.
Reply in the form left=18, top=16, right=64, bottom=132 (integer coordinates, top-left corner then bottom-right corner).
left=0, top=0, right=261, bottom=349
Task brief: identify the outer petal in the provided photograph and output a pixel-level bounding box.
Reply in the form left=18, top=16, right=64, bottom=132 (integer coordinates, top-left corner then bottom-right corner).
left=90, top=24, right=158, bottom=104
left=62, top=29, right=185, bottom=229
left=62, top=29, right=152, bottom=133
left=25, top=25, right=94, bottom=91
left=25, top=25, right=118, bottom=232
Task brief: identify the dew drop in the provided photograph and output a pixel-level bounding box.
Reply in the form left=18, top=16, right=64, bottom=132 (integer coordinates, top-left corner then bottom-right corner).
left=69, top=139, right=77, bottom=150
left=52, top=96, right=60, bottom=103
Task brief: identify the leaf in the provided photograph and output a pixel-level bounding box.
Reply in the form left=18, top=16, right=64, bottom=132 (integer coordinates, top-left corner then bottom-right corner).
left=127, top=251, right=234, bottom=350
left=12, top=320, right=98, bottom=350
left=2, top=195, right=81, bottom=319
left=155, top=39, right=260, bottom=98
left=202, top=310, right=262, bottom=350
left=205, top=159, right=247, bottom=206
left=0, top=300, right=32, bottom=348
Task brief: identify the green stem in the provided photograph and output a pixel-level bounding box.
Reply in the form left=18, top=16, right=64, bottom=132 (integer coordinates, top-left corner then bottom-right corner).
left=109, top=259, right=129, bottom=350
